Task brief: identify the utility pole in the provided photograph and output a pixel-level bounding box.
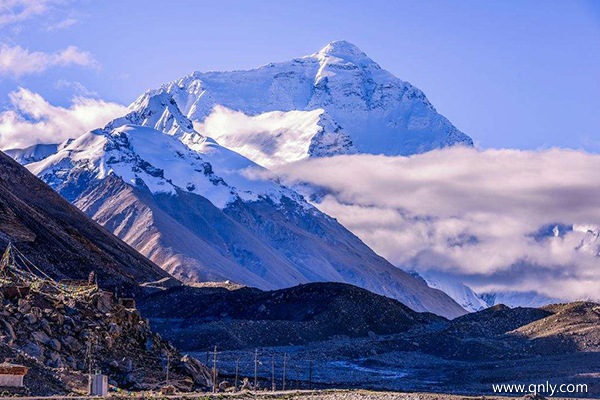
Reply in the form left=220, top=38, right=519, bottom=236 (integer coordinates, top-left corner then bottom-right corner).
left=254, top=349, right=259, bottom=390
left=282, top=352, right=287, bottom=391
left=212, top=346, right=218, bottom=393
left=308, top=359, right=313, bottom=390
left=271, top=356, right=275, bottom=392
left=87, top=339, right=92, bottom=376
left=235, top=358, right=240, bottom=392
left=86, top=332, right=96, bottom=395
left=165, top=352, right=170, bottom=386
left=295, top=366, right=299, bottom=390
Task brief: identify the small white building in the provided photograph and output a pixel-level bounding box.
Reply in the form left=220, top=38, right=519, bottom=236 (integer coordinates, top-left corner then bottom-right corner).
left=0, top=363, right=28, bottom=387
left=89, top=374, right=108, bottom=397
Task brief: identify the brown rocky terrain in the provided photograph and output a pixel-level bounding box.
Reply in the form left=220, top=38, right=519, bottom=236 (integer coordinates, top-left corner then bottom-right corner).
left=512, top=302, right=600, bottom=353
left=0, top=288, right=211, bottom=396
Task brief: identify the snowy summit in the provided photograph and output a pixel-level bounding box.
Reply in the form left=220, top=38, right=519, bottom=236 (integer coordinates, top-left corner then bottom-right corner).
left=136, top=40, right=474, bottom=168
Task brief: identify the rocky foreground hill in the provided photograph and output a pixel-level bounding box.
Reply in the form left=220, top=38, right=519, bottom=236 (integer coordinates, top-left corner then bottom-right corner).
left=0, top=288, right=211, bottom=396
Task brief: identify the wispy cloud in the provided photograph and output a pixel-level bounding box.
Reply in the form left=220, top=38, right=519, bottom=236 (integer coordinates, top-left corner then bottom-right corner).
left=263, top=148, right=600, bottom=301
left=0, top=87, right=127, bottom=149
left=46, top=16, right=77, bottom=31
left=0, top=0, right=54, bottom=27
left=55, top=79, right=98, bottom=97
left=0, top=44, right=99, bottom=78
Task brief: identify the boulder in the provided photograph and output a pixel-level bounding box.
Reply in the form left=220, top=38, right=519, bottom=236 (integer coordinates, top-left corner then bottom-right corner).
left=47, top=338, right=61, bottom=351
left=24, top=312, right=37, bottom=324
left=17, top=298, right=31, bottom=313
left=20, top=341, right=43, bottom=358
left=0, top=318, right=16, bottom=341
left=61, top=335, right=82, bottom=352
left=31, top=330, right=51, bottom=344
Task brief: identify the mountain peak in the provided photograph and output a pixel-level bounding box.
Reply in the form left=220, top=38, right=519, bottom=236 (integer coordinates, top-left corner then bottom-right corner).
left=107, top=90, right=196, bottom=138
left=157, top=41, right=473, bottom=158
left=314, top=40, right=369, bottom=61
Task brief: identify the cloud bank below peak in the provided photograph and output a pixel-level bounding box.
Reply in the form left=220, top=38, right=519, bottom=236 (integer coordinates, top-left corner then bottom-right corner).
left=261, top=147, right=600, bottom=302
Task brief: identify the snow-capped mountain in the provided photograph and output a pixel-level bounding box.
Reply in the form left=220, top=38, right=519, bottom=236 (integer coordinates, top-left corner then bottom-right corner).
left=137, top=40, right=473, bottom=168
left=4, top=141, right=72, bottom=165
left=417, top=272, right=488, bottom=312
left=23, top=97, right=467, bottom=318
left=479, top=291, right=558, bottom=308
left=6, top=40, right=476, bottom=317
left=574, top=224, right=600, bottom=256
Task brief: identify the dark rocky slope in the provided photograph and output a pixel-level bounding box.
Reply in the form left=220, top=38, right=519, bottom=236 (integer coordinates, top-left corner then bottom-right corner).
left=0, top=151, right=173, bottom=293
left=139, top=282, right=446, bottom=351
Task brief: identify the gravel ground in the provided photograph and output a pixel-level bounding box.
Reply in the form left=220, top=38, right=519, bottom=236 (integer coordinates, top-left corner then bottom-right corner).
left=156, top=389, right=598, bottom=400
left=206, top=389, right=593, bottom=400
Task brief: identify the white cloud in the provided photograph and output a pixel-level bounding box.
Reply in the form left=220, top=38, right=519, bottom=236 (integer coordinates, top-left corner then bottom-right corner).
left=0, top=44, right=99, bottom=78
left=0, top=0, right=54, bottom=27
left=0, top=87, right=127, bottom=149
left=264, top=148, right=600, bottom=302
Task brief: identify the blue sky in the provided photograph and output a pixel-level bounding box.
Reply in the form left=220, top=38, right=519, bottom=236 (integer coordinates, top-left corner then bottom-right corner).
left=1, top=0, right=599, bottom=150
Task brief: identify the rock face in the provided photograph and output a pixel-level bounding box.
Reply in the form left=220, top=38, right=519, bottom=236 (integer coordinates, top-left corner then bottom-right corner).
left=0, top=151, right=172, bottom=293
left=22, top=119, right=466, bottom=319
left=153, top=40, right=473, bottom=168
left=0, top=289, right=211, bottom=395
left=138, top=282, right=446, bottom=351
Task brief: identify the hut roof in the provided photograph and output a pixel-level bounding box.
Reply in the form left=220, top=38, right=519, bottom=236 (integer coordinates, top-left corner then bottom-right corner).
left=0, top=363, right=28, bottom=375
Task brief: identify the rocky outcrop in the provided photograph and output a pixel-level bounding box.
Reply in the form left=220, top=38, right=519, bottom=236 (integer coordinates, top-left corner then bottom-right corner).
left=0, top=289, right=211, bottom=395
